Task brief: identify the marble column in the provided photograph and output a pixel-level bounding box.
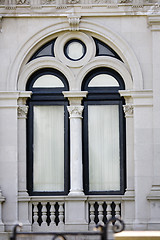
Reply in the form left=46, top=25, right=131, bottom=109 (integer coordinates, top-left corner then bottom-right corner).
left=63, top=91, right=87, bottom=196
left=63, top=91, right=88, bottom=231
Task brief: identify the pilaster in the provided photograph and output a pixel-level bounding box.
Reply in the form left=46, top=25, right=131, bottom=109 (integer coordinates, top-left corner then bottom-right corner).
left=124, top=90, right=153, bottom=230
left=17, top=91, right=32, bottom=231
left=0, top=92, right=19, bottom=231
left=119, top=90, right=135, bottom=230
left=146, top=16, right=160, bottom=229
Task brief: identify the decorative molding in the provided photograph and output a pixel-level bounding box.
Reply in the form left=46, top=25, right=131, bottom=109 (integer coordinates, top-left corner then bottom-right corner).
left=16, top=0, right=30, bottom=4
left=30, top=0, right=42, bottom=8
left=0, top=0, right=159, bottom=8
left=68, top=15, right=81, bottom=31
left=68, top=0, right=80, bottom=3
left=42, top=0, right=56, bottom=4
left=147, top=185, right=160, bottom=200
left=67, top=106, right=84, bottom=118
left=0, top=16, right=2, bottom=33
left=63, top=91, right=88, bottom=105
left=147, top=16, right=160, bottom=31
left=123, top=104, right=134, bottom=117
left=18, top=105, right=28, bottom=119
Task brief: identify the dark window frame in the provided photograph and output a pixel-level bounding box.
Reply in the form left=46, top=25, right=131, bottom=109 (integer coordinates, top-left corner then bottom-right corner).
left=82, top=67, right=126, bottom=195
left=26, top=68, right=70, bottom=196
left=64, top=39, right=87, bottom=61
left=28, top=39, right=56, bottom=62
left=93, top=37, right=122, bottom=61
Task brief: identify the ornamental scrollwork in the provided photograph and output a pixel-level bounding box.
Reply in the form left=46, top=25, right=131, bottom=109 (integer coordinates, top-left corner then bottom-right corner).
left=18, top=106, right=28, bottom=119
left=67, top=106, right=84, bottom=118
left=123, top=105, right=134, bottom=117
left=16, top=0, right=27, bottom=4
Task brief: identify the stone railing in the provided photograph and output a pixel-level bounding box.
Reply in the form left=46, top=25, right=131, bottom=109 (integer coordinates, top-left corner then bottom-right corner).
left=88, top=196, right=122, bottom=229
left=29, top=196, right=123, bottom=231
left=30, top=197, right=65, bottom=231
left=0, top=0, right=159, bottom=8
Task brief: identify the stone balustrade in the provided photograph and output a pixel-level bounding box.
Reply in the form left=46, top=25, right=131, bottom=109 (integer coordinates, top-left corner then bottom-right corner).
left=31, top=199, right=65, bottom=231
left=88, top=197, right=122, bottom=228
left=29, top=196, right=123, bottom=231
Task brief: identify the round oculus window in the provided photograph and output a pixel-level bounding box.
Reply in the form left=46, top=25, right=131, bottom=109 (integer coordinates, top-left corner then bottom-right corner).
left=64, top=39, right=86, bottom=61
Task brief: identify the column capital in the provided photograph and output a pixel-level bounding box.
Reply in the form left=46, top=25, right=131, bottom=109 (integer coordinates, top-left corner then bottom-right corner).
left=18, top=106, right=28, bottom=119
left=123, top=104, right=134, bottom=118
left=63, top=91, right=88, bottom=105
left=67, top=106, right=84, bottom=118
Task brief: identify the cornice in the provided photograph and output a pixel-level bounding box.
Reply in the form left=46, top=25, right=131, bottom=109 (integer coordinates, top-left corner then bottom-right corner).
left=0, top=1, right=160, bottom=16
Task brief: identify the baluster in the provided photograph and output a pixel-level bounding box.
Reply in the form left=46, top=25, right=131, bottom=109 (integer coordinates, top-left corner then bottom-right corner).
left=89, top=202, right=95, bottom=225
left=115, top=202, right=121, bottom=219
left=41, top=202, right=47, bottom=226
left=50, top=202, right=56, bottom=226
left=33, top=202, right=39, bottom=226
left=106, top=201, right=112, bottom=221
left=98, top=201, right=104, bottom=225
left=58, top=202, right=64, bottom=226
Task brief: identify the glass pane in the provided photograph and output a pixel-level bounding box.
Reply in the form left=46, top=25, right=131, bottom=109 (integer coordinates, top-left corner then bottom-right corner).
left=88, top=105, right=120, bottom=191
left=36, top=43, right=53, bottom=57
left=33, top=75, right=64, bottom=88
left=88, top=74, right=119, bottom=87
left=33, top=106, right=64, bottom=191
left=97, top=41, right=115, bottom=57
left=66, top=41, right=85, bottom=60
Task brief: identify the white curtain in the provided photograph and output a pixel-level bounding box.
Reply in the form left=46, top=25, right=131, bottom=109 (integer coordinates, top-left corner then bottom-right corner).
left=88, top=105, right=120, bottom=191
left=33, top=106, right=64, bottom=191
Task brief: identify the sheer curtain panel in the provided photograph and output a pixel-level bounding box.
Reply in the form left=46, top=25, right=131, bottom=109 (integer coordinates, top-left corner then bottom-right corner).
left=88, top=105, right=120, bottom=191
left=33, top=106, right=64, bottom=191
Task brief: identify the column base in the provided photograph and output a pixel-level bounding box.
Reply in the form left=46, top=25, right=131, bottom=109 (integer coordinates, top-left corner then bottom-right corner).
left=68, top=190, right=85, bottom=197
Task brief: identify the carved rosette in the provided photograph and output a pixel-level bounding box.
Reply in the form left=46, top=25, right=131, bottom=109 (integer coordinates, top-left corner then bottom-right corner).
left=123, top=105, right=134, bottom=118
left=18, top=106, right=28, bottom=119
left=67, top=106, right=84, bottom=118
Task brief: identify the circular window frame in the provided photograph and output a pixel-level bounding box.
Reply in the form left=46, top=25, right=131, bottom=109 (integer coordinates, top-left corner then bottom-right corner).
left=64, top=39, right=86, bottom=61
left=54, top=32, right=96, bottom=68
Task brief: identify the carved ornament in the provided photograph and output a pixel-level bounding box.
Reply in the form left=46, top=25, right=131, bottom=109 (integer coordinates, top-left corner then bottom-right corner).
left=67, top=106, right=84, bottom=118
left=68, top=0, right=80, bottom=3
left=0, top=0, right=158, bottom=7
left=123, top=105, right=134, bottom=117
left=68, top=15, right=80, bottom=31
left=18, top=106, right=28, bottom=119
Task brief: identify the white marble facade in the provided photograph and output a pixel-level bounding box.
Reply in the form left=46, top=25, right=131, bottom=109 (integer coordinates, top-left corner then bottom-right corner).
left=0, top=1, right=160, bottom=238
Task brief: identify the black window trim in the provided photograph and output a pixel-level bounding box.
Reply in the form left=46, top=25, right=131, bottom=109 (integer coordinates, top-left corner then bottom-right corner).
left=64, top=39, right=87, bottom=61
left=82, top=67, right=126, bottom=195
left=83, top=99, right=126, bottom=195
left=28, top=39, right=56, bottom=62
left=26, top=68, right=70, bottom=196
left=93, top=37, right=123, bottom=61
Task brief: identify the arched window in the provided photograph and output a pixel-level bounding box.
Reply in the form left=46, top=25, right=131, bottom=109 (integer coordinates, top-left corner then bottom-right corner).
left=82, top=67, right=126, bottom=195
left=26, top=68, right=69, bottom=195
